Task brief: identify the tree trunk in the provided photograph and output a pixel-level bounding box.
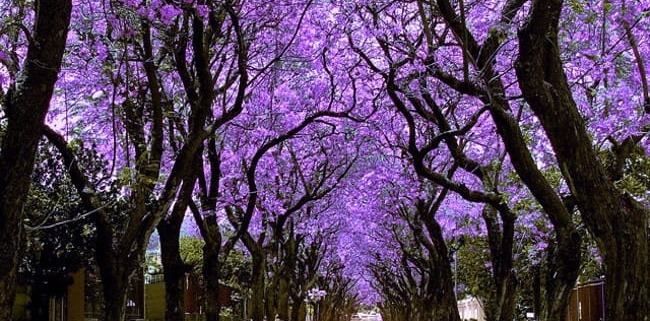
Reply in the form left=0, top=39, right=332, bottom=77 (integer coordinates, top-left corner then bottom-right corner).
left=539, top=232, right=581, bottom=321
left=0, top=0, right=71, bottom=318
left=92, top=214, right=147, bottom=321
left=290, top=299, right=305, bottom=321
left=418, top=204, right=461, bottom=321
left=93, top=221, right=150, bottom=321
left=601, top=197, right=649, bottom=321
left=203, top=241, right=222, bottom=321
left=249, top=252, right=266, bottom=321
left=482, top=205, right=517, bottom=321
left=515, top=1, right=649, bottom=320
left=98, top=261, right=130, bottom=321
left=157, top=176, right=195, bottom=321
left=239, top=230, right=267, bottom=321
left=425, top=221, right=462, bottom=321
left=158, top=220, right=186, bottom=321
left=277, top=277, right=290, bottom=321
left=279, top=233, right=299, bottom=321
left=429, top=267, right=460, bottom=321
left=299, top=302, right=307, bottom=321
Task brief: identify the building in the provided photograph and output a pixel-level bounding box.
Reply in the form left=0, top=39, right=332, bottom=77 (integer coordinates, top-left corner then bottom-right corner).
left=457, top=296, right=485, bottom=321
left=144, top=273, right=239, bottom=321
left=13, top=268, right=241, bottom=321
left=12, top=268, right=144, bottom=321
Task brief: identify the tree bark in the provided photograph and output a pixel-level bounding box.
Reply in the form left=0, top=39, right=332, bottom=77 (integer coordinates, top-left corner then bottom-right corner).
left=248, top=246, right=266, bottom=321
left=481, top=205, right=517, bottom=321
left=427, top=236, right=462, bottom=321
left=515, top=1, right=649, bottom=320
left=277, top=277, right=291, bottom=321
left=158, top=174, right=196, bottom=321
left=203, top=240, right=222, bottom=321
left=290, top=299, right=305, bottom=321
left=290, top=292, right=309, bottom=321
left=418, top=204, right=461, bottom=321
left=0, top=0, right=72, bottom=318
left=539, top=236, right=581, bottom=321
left=158, top=220, right=187, bottom=321
left=97, top=255, right=131, bottom=321
left=276, top=234, right=296, bottom=321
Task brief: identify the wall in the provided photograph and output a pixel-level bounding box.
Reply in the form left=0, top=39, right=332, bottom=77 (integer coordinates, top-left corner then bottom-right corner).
left=145, top=281, right=166, bottom=321
left=566, top=281, right=605, bottom=321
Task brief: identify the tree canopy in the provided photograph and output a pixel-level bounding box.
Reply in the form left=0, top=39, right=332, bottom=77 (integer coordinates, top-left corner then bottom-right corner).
left=1, top=0, right=648, bottom=320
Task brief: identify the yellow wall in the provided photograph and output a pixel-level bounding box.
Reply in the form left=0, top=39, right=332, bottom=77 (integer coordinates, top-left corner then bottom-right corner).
left=13, top=273, right=203, bottom=321
left=67, top=269, right=85, bottom=321
left=145, top=282, right=166, bottom=321
left=12, top=286, right=29, bottom=321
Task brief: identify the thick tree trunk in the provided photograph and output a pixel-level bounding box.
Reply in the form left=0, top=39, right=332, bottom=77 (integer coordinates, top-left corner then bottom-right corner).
left=291, top=300, right=307, bottom=321
left=277, top=277, right=290, bottom=321
left=203, top=241, right=222, bottom=321
left=482, top=206, right=517, bottom=321
left=93, top=215, right=147, bottom=321
left=424, top=219, right=462, bottom=321
left=0, top=267, right=19, bottom=321
left=276, top=237, right=295, bottom=321
left=429, top=263, right=461, bottom=321
left=417, top=204, right=461, bottom=321
left=539, top=232, right=581, bottom=321
left=239, top=230, right=267, bottom=321
left=515, top=1, right=649, bottom=320
left=94, top=221, right=149, bottom=321
left=0, top=0, right=71, bottom=318
left=98, top=261, right=130, bottom=321
left=158, top=220, right=186, bottom=321
left=290, top=299, right=305, bottom=321
left=249, top=252, right=266, bottom=321
left=157, top=176, right=195, bottom=321
left=601, top=197, right=649, bottom=321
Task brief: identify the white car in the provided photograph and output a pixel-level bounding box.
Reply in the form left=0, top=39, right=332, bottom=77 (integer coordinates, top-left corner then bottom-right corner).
left=352, top=311, right=381, bottom=320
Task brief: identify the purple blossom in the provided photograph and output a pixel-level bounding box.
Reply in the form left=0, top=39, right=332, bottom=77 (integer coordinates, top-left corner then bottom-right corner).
left=159, top=4, right=180, bottom=25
